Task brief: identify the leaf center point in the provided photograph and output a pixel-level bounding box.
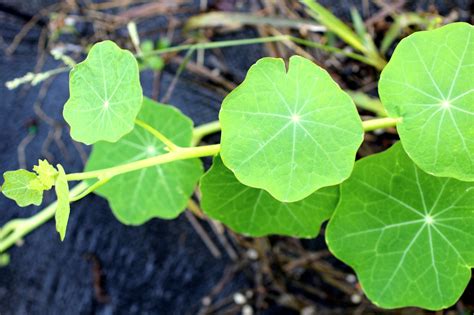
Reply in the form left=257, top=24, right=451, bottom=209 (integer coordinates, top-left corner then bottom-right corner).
left=424, top=214, right=434, bottom=225
left=146, top=145, right=156, bottom=155
left=291, top=114, right=301, bottom=123
left=103, top=100, right=110, bottom=109
left=440, top=100, right=451, bottom=109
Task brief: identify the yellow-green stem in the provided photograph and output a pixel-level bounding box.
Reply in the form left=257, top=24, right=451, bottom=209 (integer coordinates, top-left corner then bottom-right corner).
left=66, top=144, right=221, bottom=181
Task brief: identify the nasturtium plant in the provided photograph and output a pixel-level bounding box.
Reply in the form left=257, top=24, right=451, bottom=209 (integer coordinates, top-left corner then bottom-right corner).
left=1, top=170, right=44, bottom=207
left=63, top=40, right=143, bottom=145
left=379, top=22, right=474, bottom=181
left=327, top=142, right=474, bottom=310
left=54, top=165, right=70, bottom=241
left=200, top=156, right=339, bottom=237
left=219, top=55, right=363, bottom=202
left=85, top=98, right=203, bottom=225
left=2, top=23, right=474, bottom=312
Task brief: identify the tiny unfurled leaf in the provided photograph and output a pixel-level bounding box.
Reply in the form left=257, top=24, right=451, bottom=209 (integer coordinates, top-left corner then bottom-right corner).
left=201, top=156, right=339, bottom=237
left=85, top=98, right=203, bottom=225
left=326, top=142, right=474, bottom=310
left=219, top=56, right=363, bottom=202
left=1, top=170, right=44, bottom=207
left=379, top=22, right=474, bottom=181
left=33, top=159, right=58, bottom=190
left=54, top=165, right=70, bottom=241
left=63, top=40, right=143, bottom=145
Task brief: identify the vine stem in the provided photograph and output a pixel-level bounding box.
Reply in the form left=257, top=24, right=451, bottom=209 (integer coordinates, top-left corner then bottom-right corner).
left=67, top=117, right=399, bottom=182
left=192, top=121, right=221, bottom=146
left=362, top=117, right=401, bottom=132
left=0, top=182, right=88, bottom=253
left=66, top=144, right=221, bottom=181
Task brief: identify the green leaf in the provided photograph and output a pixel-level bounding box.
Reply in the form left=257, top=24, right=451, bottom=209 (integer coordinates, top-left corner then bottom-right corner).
left=201, top=156, right=339, bottom=237
left=63, top=40, right=143, bottom=145
left=33, top=159, right=58, bottom=190
left=219, top=56, right=363, bottom=202
left=54, top=165, right=70, bottom=241
left=326, top=142, right=474, bottom=310
left=1, top=170, right=44, bottom=207
left=85, top=98, right=203, bottom=225
left=379, top=22, right=474, bottom=181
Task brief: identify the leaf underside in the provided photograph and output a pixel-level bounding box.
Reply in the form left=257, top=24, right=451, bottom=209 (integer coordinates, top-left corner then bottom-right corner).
left=326, top=142, right=474, bottom=310
left=219, top=55, right=363, bottom=202
left=379, top=22, right=474, bottom=180
left=85, top=98, right=203, bottom=225
left=63, top=40, right=143, bottom=145
left=200, top=156, right=339, bottom=238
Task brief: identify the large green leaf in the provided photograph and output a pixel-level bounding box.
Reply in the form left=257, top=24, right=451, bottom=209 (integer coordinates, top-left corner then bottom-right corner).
left=200, top=156, right=339, bottom=237
left=1, top=170, right=44, bottom=207
left=85, top=98, right=203, bottom=225
left=63, top=40, right=143, bottom=145
left=379, top=23, right=474, bottom=181
left=219, top=56, right=363, bottom=202
left=54, top=165, right=70, bottom=241
left=326, top=142, right=474, bottom=310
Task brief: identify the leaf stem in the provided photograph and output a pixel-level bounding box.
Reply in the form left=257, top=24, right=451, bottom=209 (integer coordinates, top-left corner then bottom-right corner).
left=192, top=121, right=221, bottom=146
left=69, top=178, right=110, bottom=202
left=0, top=182, right=88, bottom=253
left=362, top=117, right=401, bottom=132
left=135, top=119, right=179, bottom=151
left=66, top=144, right=221, bottom=181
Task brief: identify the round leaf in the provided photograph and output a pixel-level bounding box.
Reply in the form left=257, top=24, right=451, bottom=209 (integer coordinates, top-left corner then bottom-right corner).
left=85, top=98, right=203, bottom=225
left=326, top=142, right=474, bottom=310
left=379, top=23, right=474, bottom=180
left=200, top=156, right=339, bottom=237
left=63, top=40, right=143, bottom=145
left=219, top=56, right=363, bottom=202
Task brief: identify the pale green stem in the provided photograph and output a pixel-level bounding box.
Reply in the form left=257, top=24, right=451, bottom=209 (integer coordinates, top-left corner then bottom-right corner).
left=66, top=144, right=221, bottom=181
left=135, top=119, right=179, bottom=151
left=192, top=121, right=221, bottom=146
left=362, top=117, right=401, bottom=132
left=192, top=117, right=400, bottom=144
left=0, top=182, right=88, bottom=253
left=69, top=178, right=110, bottom=202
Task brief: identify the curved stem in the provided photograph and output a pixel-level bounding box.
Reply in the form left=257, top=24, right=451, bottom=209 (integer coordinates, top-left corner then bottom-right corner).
left=0, top=182, right=88, bottom=253
left=192, top=121, right=221, bottom=146
left=69, top=178, right=110, bottom=202
left=135, top=119, right=179, bottom=151
left=67, top=144, right=221, bottom=182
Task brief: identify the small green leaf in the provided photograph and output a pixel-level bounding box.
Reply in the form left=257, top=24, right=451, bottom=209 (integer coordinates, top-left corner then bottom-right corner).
left=33, top=159, right=58, bottom=190
left=379, top=22, right=474, bottom=181
left=55, top=164, right=70, bottom=241
left=1, top=170, right=43, bottom=207
left=85, top=98, right=203, bottom=225
left=201, top=156, right=339, bottom=237
left=326, top=142, right=474, bottom=310
left=219, top=55, right=363, bottom=202
left=63, top=40, right=143, bottom=145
